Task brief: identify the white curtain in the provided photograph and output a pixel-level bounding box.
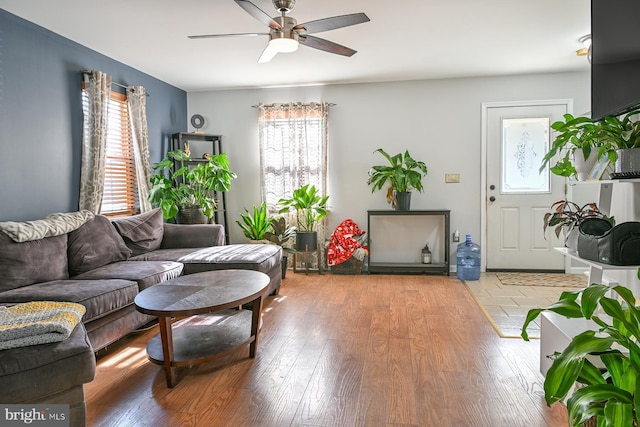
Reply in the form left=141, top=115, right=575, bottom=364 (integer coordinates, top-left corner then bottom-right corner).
left=258, top=102, right=329, bottom=208
left=258, top=102, right=330, bottom=269
left=127, top=86, right=152, bottom=212
left=79, top=71, right=111, bottom=213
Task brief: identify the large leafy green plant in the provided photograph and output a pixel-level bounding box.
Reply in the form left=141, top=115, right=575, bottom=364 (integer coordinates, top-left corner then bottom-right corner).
left=541, top=110, right=640, bottom=178
left=277, top=184, right=329, bottom=232
left=148, top=149, right=237, bottom=221
left=367, top=148, right=428, bottom=196
left=236, top=202, right=272, bottom=240
left=521, top=274, right=640, bottom=427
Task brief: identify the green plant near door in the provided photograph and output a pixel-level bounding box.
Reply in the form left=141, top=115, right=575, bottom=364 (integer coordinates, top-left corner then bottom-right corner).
left=521, top=273, right=640, bottom=427
left=540, top=110, right=640, bottom=178
left=236, top=202, right=273, bottom=241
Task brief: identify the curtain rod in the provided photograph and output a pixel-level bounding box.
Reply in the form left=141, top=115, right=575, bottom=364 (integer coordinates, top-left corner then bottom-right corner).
left=82, top=70, right=150, bottom=96
left=251, top=102, right=336, bottom=108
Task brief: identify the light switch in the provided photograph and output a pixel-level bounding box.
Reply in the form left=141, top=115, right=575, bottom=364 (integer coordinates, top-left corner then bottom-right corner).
left=445, top=173, right=460, bottom=183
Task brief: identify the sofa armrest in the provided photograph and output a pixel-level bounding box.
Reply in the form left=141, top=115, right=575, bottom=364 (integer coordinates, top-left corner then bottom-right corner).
left=160, top=223, right=225, bottom=248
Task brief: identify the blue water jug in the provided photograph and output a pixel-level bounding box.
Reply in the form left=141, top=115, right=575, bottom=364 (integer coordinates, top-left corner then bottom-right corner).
left=457, top=234, right=480, bottom=281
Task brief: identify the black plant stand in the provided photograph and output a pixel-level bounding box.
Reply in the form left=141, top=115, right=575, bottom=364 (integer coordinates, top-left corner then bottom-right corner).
left=293, top=244, right=323, bottom=275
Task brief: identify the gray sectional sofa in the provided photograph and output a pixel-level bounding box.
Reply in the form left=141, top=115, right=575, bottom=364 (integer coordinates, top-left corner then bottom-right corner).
left=0, top=208, right=282, bottom=426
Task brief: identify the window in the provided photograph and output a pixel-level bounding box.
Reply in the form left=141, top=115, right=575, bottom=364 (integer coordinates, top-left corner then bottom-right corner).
left=82, top=86, right=138, bottom=216
left=258, top=102, right=329, bottom=211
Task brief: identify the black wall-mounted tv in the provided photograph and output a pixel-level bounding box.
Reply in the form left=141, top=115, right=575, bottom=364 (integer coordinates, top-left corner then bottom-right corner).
left=591, top=0, right=640, bottom=121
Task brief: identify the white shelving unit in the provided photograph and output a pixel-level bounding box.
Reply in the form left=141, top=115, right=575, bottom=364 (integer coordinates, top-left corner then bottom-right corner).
left=554, top=247, right=638, bottom=285
left=540, top=179, right=640, bottom=374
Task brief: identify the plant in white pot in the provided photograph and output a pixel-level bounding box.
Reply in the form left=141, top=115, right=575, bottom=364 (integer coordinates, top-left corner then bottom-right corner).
left=541, top=109, right=640, bottom=180
left=277, top=184, right=329, bottom=252
left=367, top=148, right=428, bottom=210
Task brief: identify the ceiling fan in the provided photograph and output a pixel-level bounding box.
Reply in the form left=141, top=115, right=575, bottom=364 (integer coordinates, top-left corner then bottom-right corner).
left=188, top=0, right=370, bottom=63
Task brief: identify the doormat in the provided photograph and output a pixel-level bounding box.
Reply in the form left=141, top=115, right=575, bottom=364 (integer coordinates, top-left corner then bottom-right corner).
left=495, top=272, right=586, bottom=288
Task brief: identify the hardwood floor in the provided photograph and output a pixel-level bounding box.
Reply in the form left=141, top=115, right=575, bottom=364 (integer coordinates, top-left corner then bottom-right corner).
left=85, top=272, right=569, bottom=427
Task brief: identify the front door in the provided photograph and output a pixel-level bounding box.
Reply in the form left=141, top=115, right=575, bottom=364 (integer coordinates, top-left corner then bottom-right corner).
left=484, top=101, right=569, bottom=271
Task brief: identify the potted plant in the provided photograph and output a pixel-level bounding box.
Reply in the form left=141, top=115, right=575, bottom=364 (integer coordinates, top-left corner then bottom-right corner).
left=264, top=216, right=297, bottom=278
left=148, top=149, right=237, bottom=223
left=277, top=184, right=329, bottom=251
left=541, top=110, right=640, bottom=179
left=367, top=148, right=428, bottom=210
left=543, top=200, right=613, bottom=251
left=236, top=202, right=272, bottom=242
left=520, top=275, right=640, bottom=427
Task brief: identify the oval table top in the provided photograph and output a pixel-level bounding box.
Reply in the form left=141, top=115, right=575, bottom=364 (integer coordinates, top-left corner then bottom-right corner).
left=134, top=269, right=270, bottom=317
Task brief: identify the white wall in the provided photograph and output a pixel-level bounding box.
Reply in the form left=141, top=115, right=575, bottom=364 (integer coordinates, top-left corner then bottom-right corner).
left=187, top=71, right=591, bottom=264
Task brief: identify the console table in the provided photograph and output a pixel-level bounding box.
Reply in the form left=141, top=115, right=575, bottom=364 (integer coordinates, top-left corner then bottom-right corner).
left=367, top=210, right=450, bottom=275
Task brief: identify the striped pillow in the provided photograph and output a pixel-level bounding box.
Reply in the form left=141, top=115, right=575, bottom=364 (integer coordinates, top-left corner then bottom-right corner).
left=0, top=210, right=95, bottom=242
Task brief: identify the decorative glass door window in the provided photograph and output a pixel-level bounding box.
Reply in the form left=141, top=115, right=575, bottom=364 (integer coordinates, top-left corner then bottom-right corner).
left=501, top=117, right=550, bottom=193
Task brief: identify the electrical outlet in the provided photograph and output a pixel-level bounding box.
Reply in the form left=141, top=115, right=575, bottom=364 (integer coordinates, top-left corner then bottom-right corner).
left=445, top=173, right=460, bottom=183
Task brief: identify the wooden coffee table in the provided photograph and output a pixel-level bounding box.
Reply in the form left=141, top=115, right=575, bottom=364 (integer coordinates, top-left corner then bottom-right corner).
left=134, top=269, right=270, bottom=387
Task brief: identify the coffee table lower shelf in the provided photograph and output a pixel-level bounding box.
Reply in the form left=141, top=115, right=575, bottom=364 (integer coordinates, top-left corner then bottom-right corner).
left=147, top=309, right=256, bottom=368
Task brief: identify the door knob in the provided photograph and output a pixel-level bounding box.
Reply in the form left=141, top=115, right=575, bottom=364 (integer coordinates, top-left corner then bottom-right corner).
left=489, top=185, right=496, bottom=190
left=489, top=196, right=496, bottom=202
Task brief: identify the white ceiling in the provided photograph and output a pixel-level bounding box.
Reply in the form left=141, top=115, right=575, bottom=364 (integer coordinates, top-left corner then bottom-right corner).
left=0, top=0, right=591, bottom=92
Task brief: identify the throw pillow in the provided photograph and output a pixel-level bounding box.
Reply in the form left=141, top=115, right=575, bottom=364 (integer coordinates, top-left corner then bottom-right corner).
left=0, top=233, right=69, bottom=292
left=68, top=215, right=132, bottom=275
left=0, top=210, right=94, bottom=242
left=112, top=208, right=164, bottom=256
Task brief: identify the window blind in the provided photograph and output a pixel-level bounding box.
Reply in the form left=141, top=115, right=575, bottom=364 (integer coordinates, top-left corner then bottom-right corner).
left=82, top=87, right=138, bottom=216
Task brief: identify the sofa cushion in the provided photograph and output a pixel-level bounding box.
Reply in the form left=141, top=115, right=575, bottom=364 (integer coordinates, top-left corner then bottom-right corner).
left=0, top=322, right=95, bottom=403
left=0, top=233, right=68, bottom=292
left=176, top=244, right=281, bottom=273
left=68, top=215, right=132, bottom=275
left=112, top=208, right=164, bottom=256
left=0, top=279, right=139, bottom=324
left=160, top=223, right=225, bottom=248
left=72, top=261, right=183, bottom=291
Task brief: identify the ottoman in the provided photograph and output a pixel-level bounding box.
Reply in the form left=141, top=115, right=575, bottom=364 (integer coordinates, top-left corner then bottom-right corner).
left=177, top=244, right=283, bottom=295
left=0, top=323, right=96, bottom=427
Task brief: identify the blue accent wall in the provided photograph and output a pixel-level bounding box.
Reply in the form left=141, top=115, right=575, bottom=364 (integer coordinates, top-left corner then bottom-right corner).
left=0, top=9, right=187, bottom=221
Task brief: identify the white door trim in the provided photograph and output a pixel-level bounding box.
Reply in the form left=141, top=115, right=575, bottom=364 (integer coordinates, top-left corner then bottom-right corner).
left=480, top=99, right=574, bottom=271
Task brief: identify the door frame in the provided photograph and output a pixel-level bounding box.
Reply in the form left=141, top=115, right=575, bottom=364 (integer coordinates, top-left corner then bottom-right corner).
left=480, top=99, right=574, bottom=271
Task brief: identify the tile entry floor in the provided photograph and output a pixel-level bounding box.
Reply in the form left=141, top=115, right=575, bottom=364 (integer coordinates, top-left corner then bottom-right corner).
left=464, top=272, right=584, bottom=338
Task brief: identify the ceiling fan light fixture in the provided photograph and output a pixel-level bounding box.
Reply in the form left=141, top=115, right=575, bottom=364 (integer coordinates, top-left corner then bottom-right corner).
left=269, top=35, right=298, bottom=53
left=576, top=34, right=591, bottom=57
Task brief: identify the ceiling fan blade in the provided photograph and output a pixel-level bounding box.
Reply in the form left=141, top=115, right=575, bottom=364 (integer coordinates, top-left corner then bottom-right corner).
left=235, top=0, right=282, bottom=30
left=188, top=32, right=269, bottom=39
left=258, top=43, right=279, bottom=63
left=294, top=13, right=370, bottom=35
left=299, top=35, right=357, bottom=57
